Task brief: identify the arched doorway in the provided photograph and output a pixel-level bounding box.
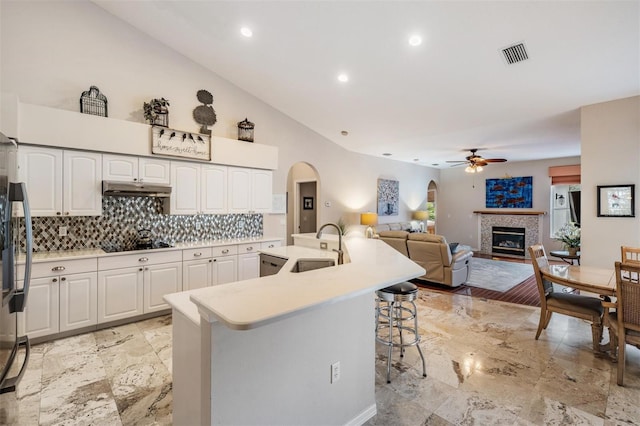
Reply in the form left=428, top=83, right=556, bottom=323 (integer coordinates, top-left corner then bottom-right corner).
left=286, top=162, right=321, bottom=245
left=427, top=180, right=437, bottom=234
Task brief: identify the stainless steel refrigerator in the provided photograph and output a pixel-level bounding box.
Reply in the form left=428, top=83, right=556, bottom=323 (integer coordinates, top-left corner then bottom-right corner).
left=0, top=131, right=31, bottom=394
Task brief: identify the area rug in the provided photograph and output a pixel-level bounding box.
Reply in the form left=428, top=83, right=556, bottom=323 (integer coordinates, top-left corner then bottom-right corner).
left=466, top=257, right=534, bottom=292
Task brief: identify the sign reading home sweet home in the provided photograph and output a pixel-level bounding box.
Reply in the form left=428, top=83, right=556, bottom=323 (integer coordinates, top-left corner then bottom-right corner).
left=151, top=126, right=211, bottom=161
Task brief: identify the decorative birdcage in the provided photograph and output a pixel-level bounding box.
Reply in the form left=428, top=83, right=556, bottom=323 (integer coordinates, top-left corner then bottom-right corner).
left=79, top=86, right=108, bottom=117
left=237, top=118, right=254, bottom=142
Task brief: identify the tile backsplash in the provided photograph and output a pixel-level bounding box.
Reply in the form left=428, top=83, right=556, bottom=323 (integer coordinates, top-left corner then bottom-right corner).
left=22, top=196, right=263, bottom=252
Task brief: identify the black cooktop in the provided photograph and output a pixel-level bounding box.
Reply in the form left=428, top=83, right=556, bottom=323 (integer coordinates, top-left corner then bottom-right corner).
left=101, top=241, right=174, bottom=253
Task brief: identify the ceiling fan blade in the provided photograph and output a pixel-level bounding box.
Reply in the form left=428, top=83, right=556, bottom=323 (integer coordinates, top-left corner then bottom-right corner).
left=483, top=158, right=507, bottom=163
left=446, top=160, right=467, bottom=163
left=449, top=163, right=467, bottom=167
left=474, top=159, right=489, bottom=166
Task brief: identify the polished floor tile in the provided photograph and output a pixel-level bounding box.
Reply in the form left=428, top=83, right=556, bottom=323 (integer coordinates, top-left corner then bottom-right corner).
left=0, top=288, right=639, bottom=425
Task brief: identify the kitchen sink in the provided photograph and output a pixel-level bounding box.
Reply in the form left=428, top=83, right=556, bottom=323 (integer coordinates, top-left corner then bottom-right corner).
left=290, top=258, right=336, bottom=273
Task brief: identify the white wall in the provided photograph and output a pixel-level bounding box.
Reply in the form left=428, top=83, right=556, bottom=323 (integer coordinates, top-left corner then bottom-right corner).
left=581, top=96, right=640, bottom=268
left=438, top=156, right=581, bottom=250
left=0, top=1, right=437, bottom=240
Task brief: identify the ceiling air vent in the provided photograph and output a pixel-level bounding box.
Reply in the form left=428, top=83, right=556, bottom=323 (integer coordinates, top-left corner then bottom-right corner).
left=501, top=42, right=528, bottom=65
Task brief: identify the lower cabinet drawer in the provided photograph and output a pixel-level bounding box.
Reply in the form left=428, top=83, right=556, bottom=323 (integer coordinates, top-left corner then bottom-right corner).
left=22, top=258, right=97, bottom=279
left=98, top=249, right=182, bottom=271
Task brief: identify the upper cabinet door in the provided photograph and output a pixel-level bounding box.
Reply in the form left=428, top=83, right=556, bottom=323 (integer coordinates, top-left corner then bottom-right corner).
left=102, top=154, right=138, bottom=182
left=252, top=170, right=273, bottom=213
left=201, top=165, right=227, bottom=214
left=18, top=146, right=63, bottom=216
left=228, top=167, right=252, bottom=213
left=170, top=162, right=200, bottom=215
left=63, top=151, right=102, bottom=216
left=139, top=158, right=170, bottom=184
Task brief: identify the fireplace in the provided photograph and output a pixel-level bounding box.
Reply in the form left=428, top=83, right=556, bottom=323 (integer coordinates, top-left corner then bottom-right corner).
left=492, top=226, right=526, bottom=257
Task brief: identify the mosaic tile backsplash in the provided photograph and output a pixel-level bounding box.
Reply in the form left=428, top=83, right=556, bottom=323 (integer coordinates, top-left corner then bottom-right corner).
left=21, top=196, right=263, bottom=252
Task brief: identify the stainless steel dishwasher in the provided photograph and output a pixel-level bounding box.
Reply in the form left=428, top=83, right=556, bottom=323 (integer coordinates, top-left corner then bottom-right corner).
left=259, top=253, right=287, bottom=277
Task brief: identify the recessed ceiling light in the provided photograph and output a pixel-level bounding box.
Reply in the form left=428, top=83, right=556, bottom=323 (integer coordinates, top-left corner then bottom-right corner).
left=382, top=153, right=392, bottom=156
left=408, top=35, right=422, bottom=46
left=240, top=27, right=253, bottom=38
left=337, top=73, right=349, bottom=83
left=413, top=158, right=420, bottom=162
left=341, top=130, right=349, bottom=136
left=431, top=163, right=439, bottom=166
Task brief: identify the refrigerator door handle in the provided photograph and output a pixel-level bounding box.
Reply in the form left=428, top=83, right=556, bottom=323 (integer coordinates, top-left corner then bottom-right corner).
left=8, top=182, right=32, bottom=313
left=0, top=336, right=30, bottom=394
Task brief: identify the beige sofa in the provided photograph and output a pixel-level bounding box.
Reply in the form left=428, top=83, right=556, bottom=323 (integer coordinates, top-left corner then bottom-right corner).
left=378, top=230, right=473, bottom=287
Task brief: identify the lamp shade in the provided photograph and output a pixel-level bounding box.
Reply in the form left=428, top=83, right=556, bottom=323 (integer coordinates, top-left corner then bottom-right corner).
left=360, top=212, right=378, bottom=226
left=413, top=210, right=429, bottom=220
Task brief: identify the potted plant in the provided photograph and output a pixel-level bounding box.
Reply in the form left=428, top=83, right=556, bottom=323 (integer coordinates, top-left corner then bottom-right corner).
left=554, top=222, right=581, bottom=255
left=143, top=98, right=170, bottom=127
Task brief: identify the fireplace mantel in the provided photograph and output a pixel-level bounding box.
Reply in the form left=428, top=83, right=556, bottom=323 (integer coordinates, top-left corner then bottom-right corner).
left=474, top=210, right=546, bottom=216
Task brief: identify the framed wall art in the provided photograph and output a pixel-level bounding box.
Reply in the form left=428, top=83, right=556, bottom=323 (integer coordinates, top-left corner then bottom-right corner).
left=377, top=178, right=399, bottom=216
left=303, top=197, right=314, bottom=210
left=485, top=176, right=533, bottom=208
left=597, top=184, right=635, bottom=217
left=151, top=126, right=211, bottom=161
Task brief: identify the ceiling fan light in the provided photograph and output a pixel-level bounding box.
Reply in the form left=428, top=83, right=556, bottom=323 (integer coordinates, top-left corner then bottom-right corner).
left=476, top=165, right=483, bottom=172
left=465, top=165, right=474, bottom=173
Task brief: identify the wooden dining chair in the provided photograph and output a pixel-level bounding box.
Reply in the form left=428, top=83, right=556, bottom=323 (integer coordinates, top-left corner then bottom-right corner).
left=604, top=261, right=640, bottom=386
left=528, top=244, right=604, bottom=351
left=621, top=246, right=640, bottom=265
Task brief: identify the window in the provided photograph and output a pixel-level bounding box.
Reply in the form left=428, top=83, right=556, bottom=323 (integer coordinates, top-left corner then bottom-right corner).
left=550, top=184, right=580, bottom=237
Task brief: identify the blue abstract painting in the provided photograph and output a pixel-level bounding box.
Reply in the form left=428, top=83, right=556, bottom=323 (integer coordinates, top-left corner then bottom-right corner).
left=486, top=176, right=533, bottom=208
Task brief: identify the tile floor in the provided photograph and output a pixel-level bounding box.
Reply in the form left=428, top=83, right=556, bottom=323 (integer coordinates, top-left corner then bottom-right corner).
left=1, top=289, right=639, bottom=425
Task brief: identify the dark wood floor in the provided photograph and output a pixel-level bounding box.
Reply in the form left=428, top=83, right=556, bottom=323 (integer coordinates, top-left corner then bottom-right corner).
left=413, top=252, right=543, bottom=307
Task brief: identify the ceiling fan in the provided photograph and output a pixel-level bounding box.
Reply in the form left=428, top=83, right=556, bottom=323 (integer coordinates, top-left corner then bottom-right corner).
left=447, top=148, right=507, bottom=173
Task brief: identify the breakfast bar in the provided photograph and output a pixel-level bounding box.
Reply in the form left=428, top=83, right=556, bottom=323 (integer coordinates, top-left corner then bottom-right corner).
left=165, top=237, right=425, bottom=426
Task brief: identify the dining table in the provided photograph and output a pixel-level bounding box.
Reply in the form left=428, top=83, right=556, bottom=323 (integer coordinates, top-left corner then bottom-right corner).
left=540, top=264, right=616, bottom=297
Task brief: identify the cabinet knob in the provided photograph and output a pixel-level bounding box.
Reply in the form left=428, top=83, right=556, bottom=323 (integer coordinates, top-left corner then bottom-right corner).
left=139, top=268, right=143, bottom=271
left=133, top=178, right=138, bottom=182
left=65, top=212, right=70, bottom=216
left=213, top=259, right=217, bottom=262
left=246, top=246, right=254, bottom=251
left=52, top=278, right=58, bottom=283
left=51, top=266, right=66, bottom=272
left=193, top=252, right=202, bottom=257
left=56, top=212, right=61, bottom=216
left=61, top=277, right=66, bottom=281
left=139, top=257, right=149, bottom=263
left=268, top=244, right=274, bottom=248
left=208, top=259, right=213, bottom=263
left=222, top=249, right=229, bottom=254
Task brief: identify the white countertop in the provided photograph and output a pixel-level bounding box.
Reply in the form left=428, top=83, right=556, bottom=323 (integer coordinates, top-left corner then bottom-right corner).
left=183, top=237, right=425, bottom=330
left=19, top=236, right=283, bottom=263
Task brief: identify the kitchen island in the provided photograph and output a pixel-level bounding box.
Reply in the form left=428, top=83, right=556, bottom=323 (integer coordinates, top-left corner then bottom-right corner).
left=165, top=236, right=425, bottom=426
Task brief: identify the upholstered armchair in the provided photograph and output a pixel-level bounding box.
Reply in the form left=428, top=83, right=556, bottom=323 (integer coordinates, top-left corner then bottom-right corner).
left=406, top=233, right=472, bottom=287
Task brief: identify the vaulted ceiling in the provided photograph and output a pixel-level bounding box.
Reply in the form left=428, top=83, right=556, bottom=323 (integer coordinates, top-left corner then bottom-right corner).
left=94, top=1, right=640, bottom=168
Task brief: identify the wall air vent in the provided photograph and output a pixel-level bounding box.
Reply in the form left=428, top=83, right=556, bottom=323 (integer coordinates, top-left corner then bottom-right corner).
left=501, top=42, right=529, bottom=65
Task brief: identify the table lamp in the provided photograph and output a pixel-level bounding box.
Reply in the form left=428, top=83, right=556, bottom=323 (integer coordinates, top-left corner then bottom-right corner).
left=413, top=210, right=429, bottom=232
left=360, top=212, right=378, bottom=238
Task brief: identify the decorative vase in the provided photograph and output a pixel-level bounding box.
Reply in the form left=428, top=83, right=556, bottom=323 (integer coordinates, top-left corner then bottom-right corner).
left=568, top=247, right=578, bottom=256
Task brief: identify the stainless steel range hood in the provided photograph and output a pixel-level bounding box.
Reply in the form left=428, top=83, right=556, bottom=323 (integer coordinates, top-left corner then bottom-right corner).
left=102, top=181, right=172, bottom=197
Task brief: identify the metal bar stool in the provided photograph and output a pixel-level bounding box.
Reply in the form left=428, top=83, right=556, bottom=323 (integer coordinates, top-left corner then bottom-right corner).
left=375, top=281, right=427, bottom=383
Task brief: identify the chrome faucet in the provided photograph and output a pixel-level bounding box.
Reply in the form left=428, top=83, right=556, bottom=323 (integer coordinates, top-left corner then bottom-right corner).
left=316, top=223, right=344, bottom=265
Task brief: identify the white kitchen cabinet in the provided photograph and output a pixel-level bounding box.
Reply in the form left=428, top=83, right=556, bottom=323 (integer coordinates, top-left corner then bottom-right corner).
left=103, top=154, right=170, bottom=184
left=183, top=246, right=236, bottom=288
left=168, top=162, right=227, bottom=215
left=143, top=262, right=182, bottom=313
left=228, top=167, right=272, bottom=213
left=18, top=146, right=102, bottom=217
left=212, top=255, right=238, bottom=285
left=98, top=249, right=182, bottom=322
left=18, top=257, right=98, bottom=338
left=237, top=243, right=260, bottom=281
left=98, top=267, right=144, bottom=323
left=169, top=161, right=201, bottom=215
left=201, top=164, right=227, bottom=214
left=20, top=276, right=59, bottom=339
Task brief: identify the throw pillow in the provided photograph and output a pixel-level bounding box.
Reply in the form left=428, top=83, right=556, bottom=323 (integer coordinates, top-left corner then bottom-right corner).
left=449, top=242, right=459, bottom=253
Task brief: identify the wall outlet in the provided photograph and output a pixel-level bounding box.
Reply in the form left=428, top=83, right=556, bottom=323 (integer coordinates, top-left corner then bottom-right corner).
left=59, top=226, right=68, bottom=237
left=320, top=242, right=328, bottom=250
left=331, top=361, right=341, bottom=384
left=195, top=222, right=202, bottom=230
